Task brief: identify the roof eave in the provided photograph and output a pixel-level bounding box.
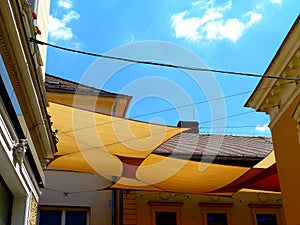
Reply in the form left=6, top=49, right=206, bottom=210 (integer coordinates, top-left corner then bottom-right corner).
left=245, top=15, right=300, bottom=111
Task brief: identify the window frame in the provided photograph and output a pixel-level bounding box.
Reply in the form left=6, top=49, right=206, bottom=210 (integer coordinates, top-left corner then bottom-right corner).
left=26, top=0, right=39, bottom=14
left=248, top=204, right=283, bottom=225
left=0, top=175, right=13, bottom=225
left=38, top=206, right=90, bottom=225
left=199, top=203, right=233, bottom=225
left=148, top=202, right=183, bottom=225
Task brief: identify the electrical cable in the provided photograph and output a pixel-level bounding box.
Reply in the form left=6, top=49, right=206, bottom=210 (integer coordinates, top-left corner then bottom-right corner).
left=49, top=110, right=258, bottom=159
left=56, top=81, right=294, bottom=135
left=199, top=110, right=255, bottom=125
left=28, top=38, right=300, bottom=81
left=41, top=187, right=107, bottom=195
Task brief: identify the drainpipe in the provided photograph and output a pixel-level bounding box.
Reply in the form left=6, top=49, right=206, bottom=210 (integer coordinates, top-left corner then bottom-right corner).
left=112, top=98, right=123, bottom=225
left=112, top=189, right=115, bottom=225
left=120, top=190, right=123, bottom=225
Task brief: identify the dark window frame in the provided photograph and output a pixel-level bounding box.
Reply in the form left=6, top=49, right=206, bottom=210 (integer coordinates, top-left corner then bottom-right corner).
left=248, top=204, right=283, bottom=225
left=148, top=202, right=183, bottom=225
left=38, top=206, right=90, bottom=225
left=199, top=203, right=233, bottom=225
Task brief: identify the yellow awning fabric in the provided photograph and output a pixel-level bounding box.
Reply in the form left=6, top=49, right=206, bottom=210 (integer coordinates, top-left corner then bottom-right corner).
left=47, top=102, right=187, bottom=175
left=112, top=154, right=250, bottom=194
left=47, top=102, right=279, bottom=194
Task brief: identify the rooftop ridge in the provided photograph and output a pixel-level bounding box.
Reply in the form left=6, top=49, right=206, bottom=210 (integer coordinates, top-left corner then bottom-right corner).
left=45, top=73, right=131, bottom=98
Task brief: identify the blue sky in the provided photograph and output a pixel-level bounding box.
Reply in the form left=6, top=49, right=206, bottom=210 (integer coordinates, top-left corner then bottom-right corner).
left=46, top=0, right=299, bottom=136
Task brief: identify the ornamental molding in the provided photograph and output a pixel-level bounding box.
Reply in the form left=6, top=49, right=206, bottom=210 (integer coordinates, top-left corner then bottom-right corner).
left=12, top=139, right=28, bottom=165
left=251, top=47, right=300, bottom=128
left=260, top=49, right=300, bottom=114
left=246, top=17, right=300, bottom=117
left=29, top=195, right=38, bottom=225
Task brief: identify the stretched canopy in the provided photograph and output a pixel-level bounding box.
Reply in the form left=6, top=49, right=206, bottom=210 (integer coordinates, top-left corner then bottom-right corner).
left=47, top=102, right=279, bottom=194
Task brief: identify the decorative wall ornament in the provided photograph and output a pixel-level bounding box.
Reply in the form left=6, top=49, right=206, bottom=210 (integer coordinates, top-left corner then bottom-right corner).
left=12, top=139, right=27, bottom=165
left=258, top=193, right=269, bottom=203
left=159, top=192, right=171, bottom=201
left=209, top=195, right=221, bottom=202
left=29, top=195, right=38, bottom=225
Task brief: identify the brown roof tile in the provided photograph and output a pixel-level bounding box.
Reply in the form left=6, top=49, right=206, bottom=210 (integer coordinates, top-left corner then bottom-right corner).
left=154, top=133, right=273, bottom=166
left=45, top=74, right=131, bottom=98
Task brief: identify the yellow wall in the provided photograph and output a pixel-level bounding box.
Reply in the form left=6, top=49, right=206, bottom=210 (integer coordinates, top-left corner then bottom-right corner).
left=124, top=191, right=285, bottom=225
left=47, top=92, right=130, bottom=117
left=270, top=95, right=300, bottom=224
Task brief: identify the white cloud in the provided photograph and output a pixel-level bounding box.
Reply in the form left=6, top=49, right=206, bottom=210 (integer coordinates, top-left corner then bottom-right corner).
left=63, top=10, right=80, bottom=23
left=269, top=0, right=282, bottom=4
left=170, top=0, right=262, bottom=43
left=203, top=18, right=244, bottom=42
left=49, top=15, right=74, bottom=41
left=245, top=11, right=263, bottom=27
left=171, top=11, right=203, bottom=41
left=255, top=124, right=269, bottom=132
left=58, top=0, right=73, bottom=9
left=48, top=1, right=80, bottom=42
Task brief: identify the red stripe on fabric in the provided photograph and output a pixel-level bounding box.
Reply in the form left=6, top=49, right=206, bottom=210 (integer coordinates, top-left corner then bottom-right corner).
left=212, top=164, right=279, bottom=193
left=118, top=156, right=145, bottom=179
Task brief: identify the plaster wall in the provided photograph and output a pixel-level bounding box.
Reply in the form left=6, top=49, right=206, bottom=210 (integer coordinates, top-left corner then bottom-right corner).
left=132, top=191, right=284, bottom=225
left=39, top=170, right=113, bottom=225
left=270, top=95, right=300, bottom=225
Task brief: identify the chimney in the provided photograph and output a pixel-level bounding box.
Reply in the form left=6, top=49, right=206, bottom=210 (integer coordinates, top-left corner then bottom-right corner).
left=177, top=121, right=199, bottom=133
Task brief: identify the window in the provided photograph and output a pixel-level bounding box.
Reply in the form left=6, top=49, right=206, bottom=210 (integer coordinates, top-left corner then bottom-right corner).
left=148, top=202, right=183, bottom=225
left=0, top=176, right=13, bottom=225
left=207, top=213, right=228, bottom=225
left=38, top=207, right=89, bottom=225
left=156, top=212, right=177, bottom=225
left=256, top=214, right=277, bottom=225
left=199, top=203, right=233, bottom=225
left=249, top=204, right=283, bottom=225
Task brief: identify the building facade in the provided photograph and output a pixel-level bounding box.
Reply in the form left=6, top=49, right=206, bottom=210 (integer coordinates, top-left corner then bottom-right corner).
left=38, top=74, right=285, bottom=225
left=38, top=74, right=132, bottom=225
left=246, top=15, right=300, bottom=225
left=122, top=190, right=284, bottom=225
left=0, top=0, right=56, bottom=224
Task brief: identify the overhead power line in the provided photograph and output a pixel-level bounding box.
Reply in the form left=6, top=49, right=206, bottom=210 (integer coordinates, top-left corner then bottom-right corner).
left=55, top=81, right=293, bottom=135
left=29, top=38, right=300, bottom=81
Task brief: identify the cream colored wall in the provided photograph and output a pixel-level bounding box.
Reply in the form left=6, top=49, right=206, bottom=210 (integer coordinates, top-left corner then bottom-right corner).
left=36, top=0, right=51, bottom=79
left=39, top=171, right=113, bottom=225
left=132, top=191, right=284, bottom=225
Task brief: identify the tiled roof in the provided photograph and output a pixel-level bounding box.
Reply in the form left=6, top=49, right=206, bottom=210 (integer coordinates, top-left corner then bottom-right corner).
left=45, top=74, right=130, bottom=98
left=154, top=132, right=273, bottom=166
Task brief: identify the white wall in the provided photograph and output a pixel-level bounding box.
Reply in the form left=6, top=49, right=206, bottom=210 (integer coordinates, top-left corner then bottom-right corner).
left=39, top=170, right=113, bottom=225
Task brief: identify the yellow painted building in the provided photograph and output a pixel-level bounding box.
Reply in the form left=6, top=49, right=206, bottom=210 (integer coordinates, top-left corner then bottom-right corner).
left=122, top=190, right=284, bottom=225
left=246, top=15, right=300, bottom=225
left=40, top=74, right=286, bottom=225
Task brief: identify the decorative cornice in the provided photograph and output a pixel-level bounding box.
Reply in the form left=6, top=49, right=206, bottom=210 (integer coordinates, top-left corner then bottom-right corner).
left=199, top=203, right=234, bottom=208
left=248, top=204, right=282, bottom=209
left=245, top=16, right=300, bottom=125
